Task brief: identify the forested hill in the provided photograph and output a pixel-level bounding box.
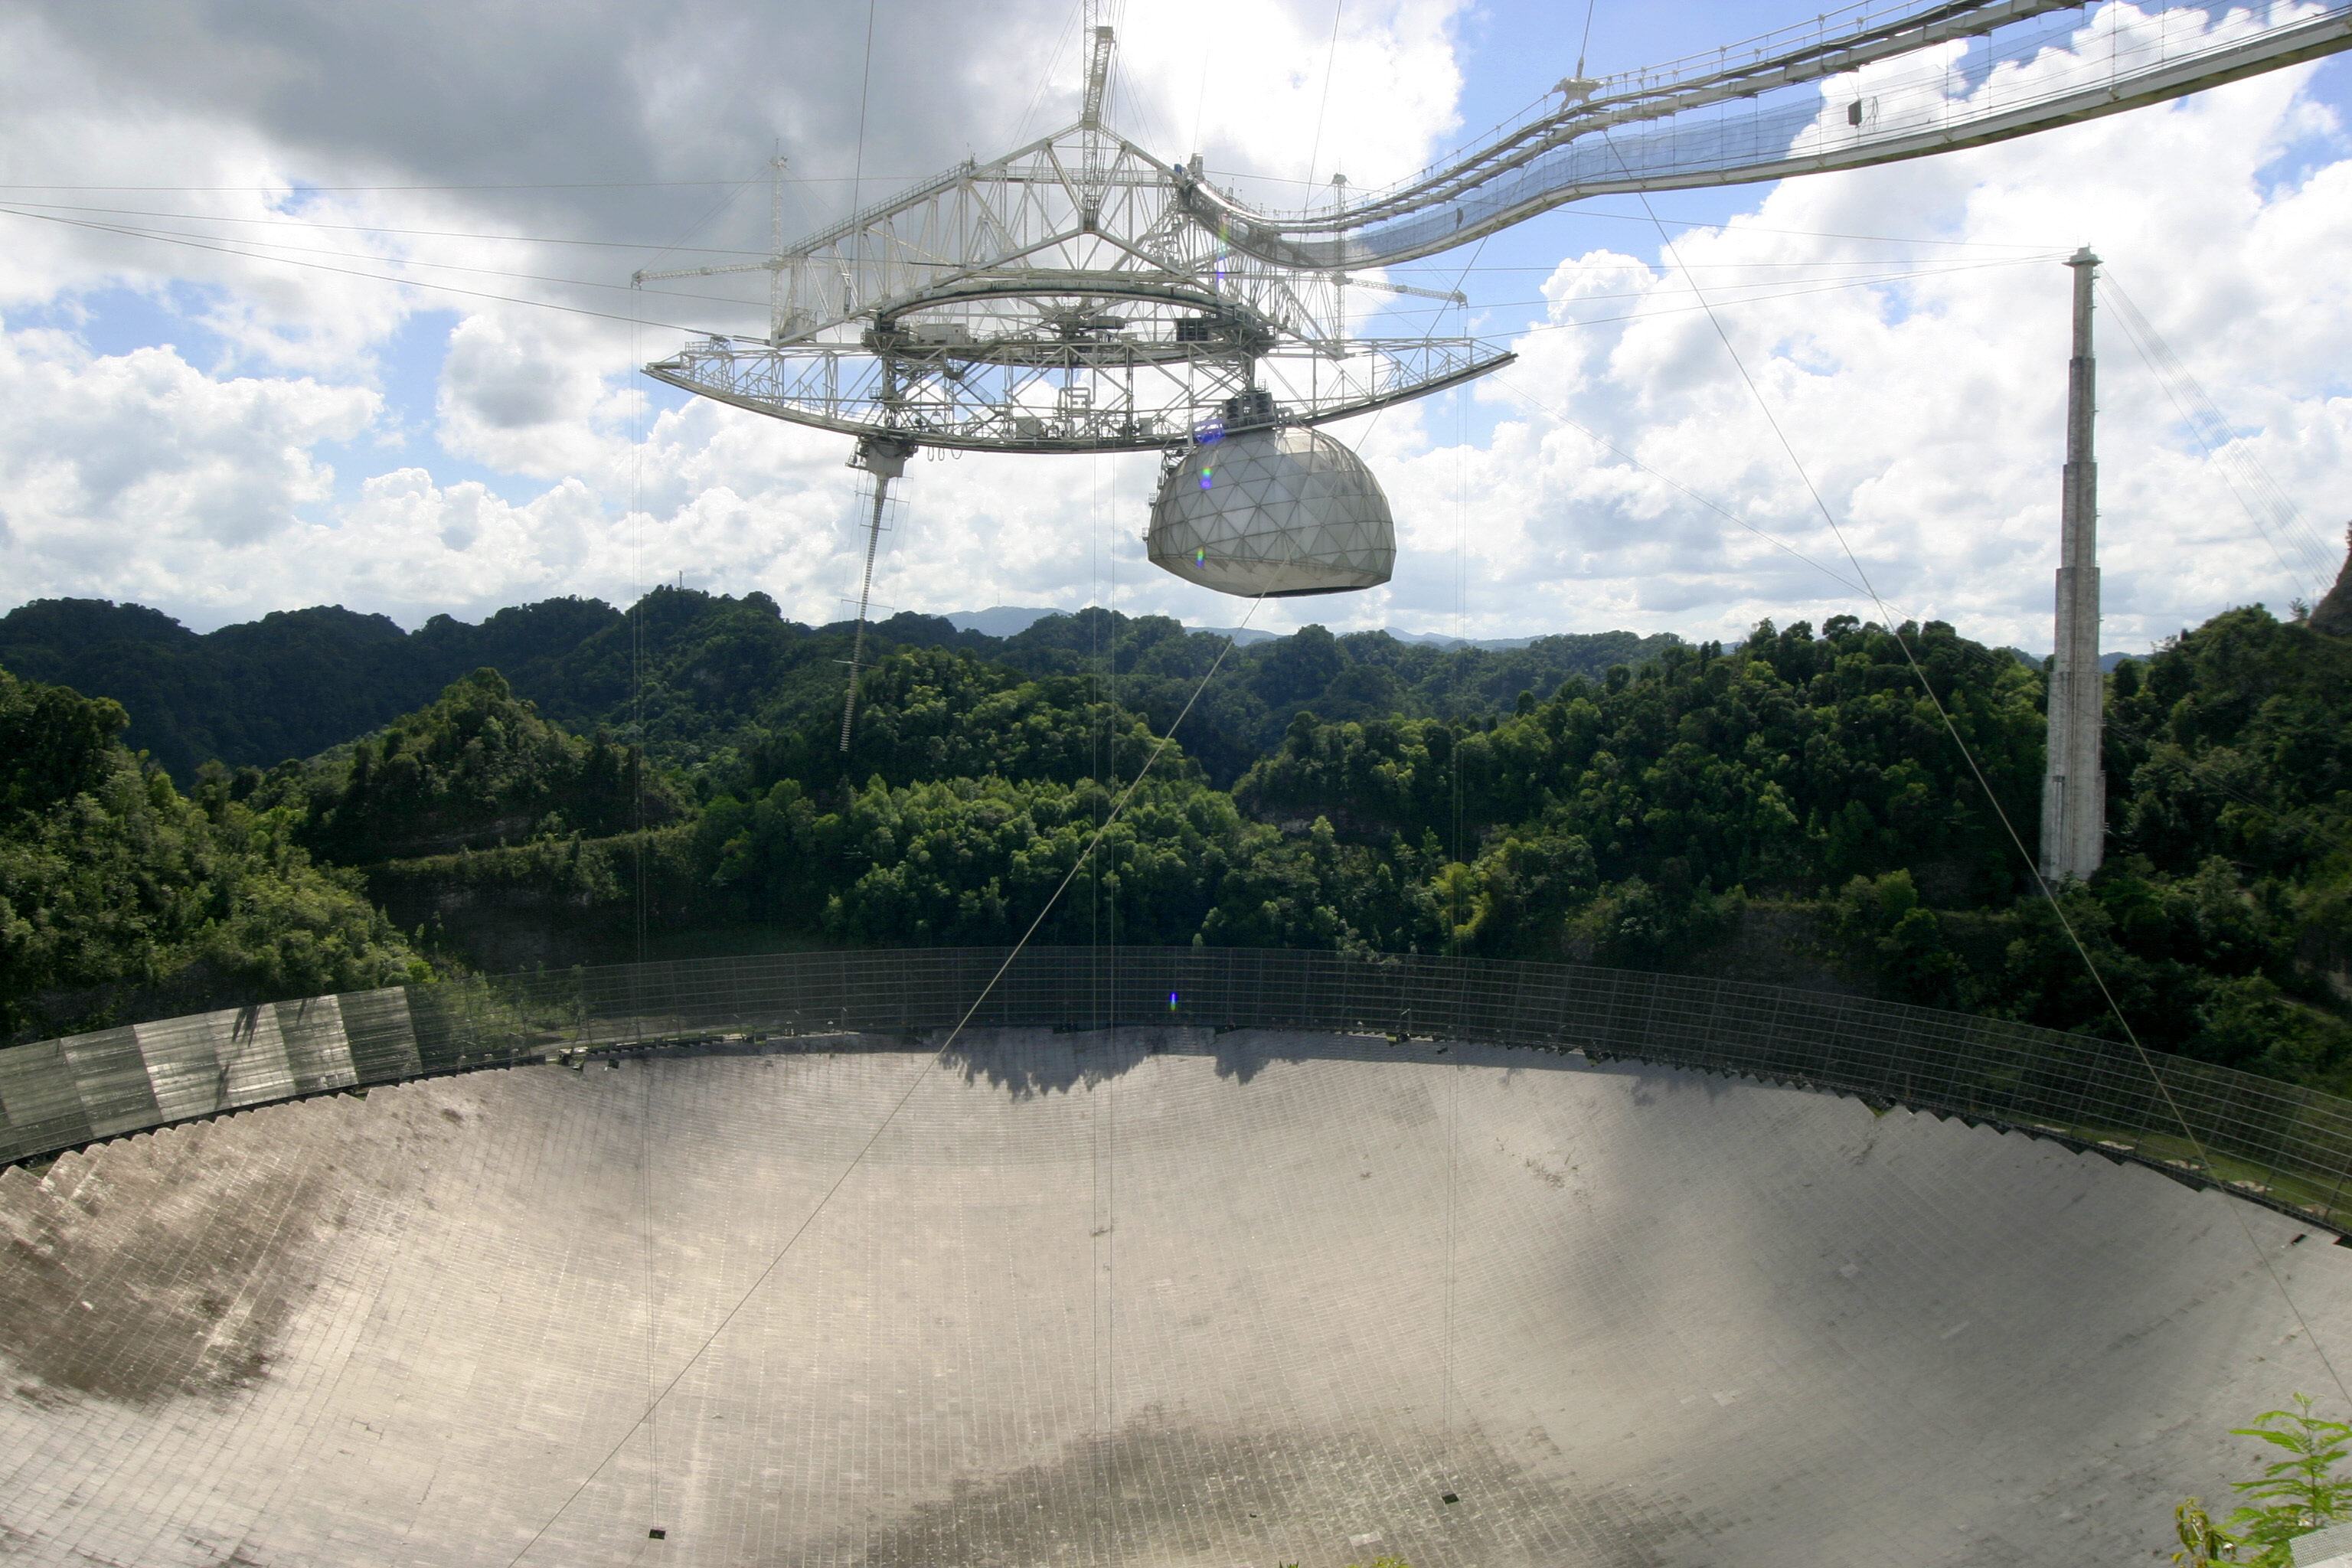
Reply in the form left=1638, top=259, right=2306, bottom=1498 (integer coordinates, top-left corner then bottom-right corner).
left=0, top=596, right=622, bottom=782
left=5, top=590, right=2347, bottom=1102
left=0, top=593, right=1680, bottom=788
left=0, top=666, right=423, bottom=1042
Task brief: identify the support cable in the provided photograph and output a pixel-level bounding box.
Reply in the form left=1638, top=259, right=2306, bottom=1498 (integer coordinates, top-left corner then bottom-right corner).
left=0, top=204, right=722, bottom=332
left=838, top=471, right=893, bottom=752
left=0, top=203, right=2050, bottom=377
left=1014, top=3, right=1087, bottom=150
left=1441, top=322, right=1468, bottom=1485
left=2099, top=271, right=2337, bottom=602
left=637, top=1043, right=661, bottom=1540
left=1495, top=253, right=2058, bottom=335
left=850, top=0, right=879, bottom=220
left=1441, top=1004, right=1461, bottom=1473
left=500, top=595, right=1264, bottom=1566
left=1488, top=368, right=2352, bottom=871
left=629, top=255, right=660, bottom=1550
left=1385, top=258, right=2050, bottom=313
left=1618, top=172, right=2352, bottom=1413
left=1488, top=374, right=1868, bottom=601
left=1303, top=2, right=1347, bottom=194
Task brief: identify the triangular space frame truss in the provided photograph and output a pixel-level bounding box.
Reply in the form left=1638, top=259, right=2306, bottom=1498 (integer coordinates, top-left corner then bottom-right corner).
left=637, top=28, right=1509, bottom=454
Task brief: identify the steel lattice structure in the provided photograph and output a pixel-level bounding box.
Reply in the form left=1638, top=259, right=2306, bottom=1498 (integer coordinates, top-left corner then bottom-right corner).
left=636, top=24, right=1505, bottom=456
left=1191, top=0, right=2352, bottom=270
left=635, top=2, right=2352, bottom=458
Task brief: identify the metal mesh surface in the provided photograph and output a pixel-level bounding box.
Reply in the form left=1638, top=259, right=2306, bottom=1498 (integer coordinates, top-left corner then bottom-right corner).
left=5, top=946, right=2350, bottom=1233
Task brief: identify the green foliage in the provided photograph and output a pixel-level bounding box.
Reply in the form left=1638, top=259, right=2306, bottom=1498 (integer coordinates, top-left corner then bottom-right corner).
left=1229, top=616, right=2037, bottom=968
left=364, top=826, right=707, bottom=971
left=2175, top=1396, right=2352, bottom=1566
left=2080, top=606, right=2352, bottom=1080
left=1434, top=831, right=1598, bottom=958
left=1240, top=618, right=2043, bottom=898
left=280, top=668, right=684, bottom=864
left=995, top=608, right=1677, bottom=779
left=694, top=772, right=1419, bottom=952
left=1568, top=874, right=1746, bottom=972
left=1831, top=870, right=1965, bottom=1008
left=0, top=667, right=423, bottom=1040
left=1, top=591, right=1672, bottom=792
left=2176, top=1498, right=2238, bottom=1566
left=756, top=647, right=1185, bottom=794
left=8, top=581, right=2351, bottom=1089
left=0, top=596, right=620, bottom=781
left=0, top=668, right=128, bottom=815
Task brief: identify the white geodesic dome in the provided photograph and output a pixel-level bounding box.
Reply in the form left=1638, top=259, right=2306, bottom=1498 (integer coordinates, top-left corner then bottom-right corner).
left=1146, top=426, right=1394, bottom=597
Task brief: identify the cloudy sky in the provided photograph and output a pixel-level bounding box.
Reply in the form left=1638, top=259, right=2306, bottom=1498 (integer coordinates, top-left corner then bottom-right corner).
left=0, top=0, right=2345, bottom=652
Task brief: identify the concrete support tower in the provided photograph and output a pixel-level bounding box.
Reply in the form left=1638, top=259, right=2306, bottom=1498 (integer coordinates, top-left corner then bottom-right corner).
left=2040, top=247, right=2105, bottom=884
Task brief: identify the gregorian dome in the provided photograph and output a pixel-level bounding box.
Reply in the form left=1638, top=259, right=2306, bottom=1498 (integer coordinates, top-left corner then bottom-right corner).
left=1145, top=420, right=1396, bottom=598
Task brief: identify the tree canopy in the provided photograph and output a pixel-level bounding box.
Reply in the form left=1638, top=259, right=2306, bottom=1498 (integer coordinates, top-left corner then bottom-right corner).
left=4, top=589, right=2347, bottom=1095
left=0, top=667, right=423, bottom=1042
left=273, top=667, right=683, bottom=864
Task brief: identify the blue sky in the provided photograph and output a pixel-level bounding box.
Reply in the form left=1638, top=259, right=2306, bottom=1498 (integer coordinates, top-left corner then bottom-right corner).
left=0, top=0, right=2346, bottom=652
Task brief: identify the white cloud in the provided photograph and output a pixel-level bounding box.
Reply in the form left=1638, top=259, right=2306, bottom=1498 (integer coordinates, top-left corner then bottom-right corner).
left=1, top=0, right=2346, bottom=658
left=0, top=0, right=1478, bottom=632
left=436, top=313, right=640, bottom=480
left=0, top=329, right=376, bottom=612
left=1356, top=5, right=2352, bottom=651
left=1114, top=0, right=1464, bottom=191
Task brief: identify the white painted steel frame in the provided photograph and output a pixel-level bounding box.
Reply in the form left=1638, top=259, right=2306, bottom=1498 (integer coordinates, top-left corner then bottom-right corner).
left=1188, top=1, right=2352, bottom=270
left=635, top=37, right=1508, bottom=454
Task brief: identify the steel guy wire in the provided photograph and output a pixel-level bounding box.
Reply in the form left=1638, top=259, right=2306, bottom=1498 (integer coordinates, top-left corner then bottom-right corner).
left=1622, top=172, right=2352, bottom=1413
left=500, top=595, right=1266, bottom=1566
left=1, top=209, right=766, bottom=305
left=1303, top=1, right=1348, bottom=193
left=2099, top=270, right=2338, bottom=603
left=0, top=205, right=719, bottom=334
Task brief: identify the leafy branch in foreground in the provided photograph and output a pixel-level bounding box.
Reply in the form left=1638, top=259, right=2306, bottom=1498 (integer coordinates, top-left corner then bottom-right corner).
left=2176, top=1395, right=2352, bottom=1566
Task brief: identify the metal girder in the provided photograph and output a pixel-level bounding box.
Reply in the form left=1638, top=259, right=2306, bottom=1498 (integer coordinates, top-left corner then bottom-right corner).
left=1183, top=0, right=2352, bottom=272
left=643, top=335, right=1513, bottom=455
left=635, top=1, right=2352, bottom=456
left=633, top=21, right=1494, bottom=454
left=639, top=122, right=1293, bottom=349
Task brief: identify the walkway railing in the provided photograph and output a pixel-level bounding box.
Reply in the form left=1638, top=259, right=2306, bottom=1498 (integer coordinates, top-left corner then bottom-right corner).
left=6, top=947, right=2350, bottom=1233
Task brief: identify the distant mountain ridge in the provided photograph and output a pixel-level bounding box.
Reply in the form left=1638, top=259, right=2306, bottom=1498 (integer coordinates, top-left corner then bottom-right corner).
left=0, top=594, right=1686, bottom=786
left=944, top=606, right=1066, bottom=638
left=948, top=607, right=1550, bottom=651
left=0, top=596, right=622, bottom=782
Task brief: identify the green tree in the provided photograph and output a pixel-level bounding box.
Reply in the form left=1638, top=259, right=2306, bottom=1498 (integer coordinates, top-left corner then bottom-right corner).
left=1831, top=869, right=1965, bottom=1008
left=286, top=668, right=682, bottom=863
left=753, top=646, right=1184, bottom=795
left=0, top=668, right=423, bottom=1040
left=2177, top=1396, right=2352, bottom=1566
